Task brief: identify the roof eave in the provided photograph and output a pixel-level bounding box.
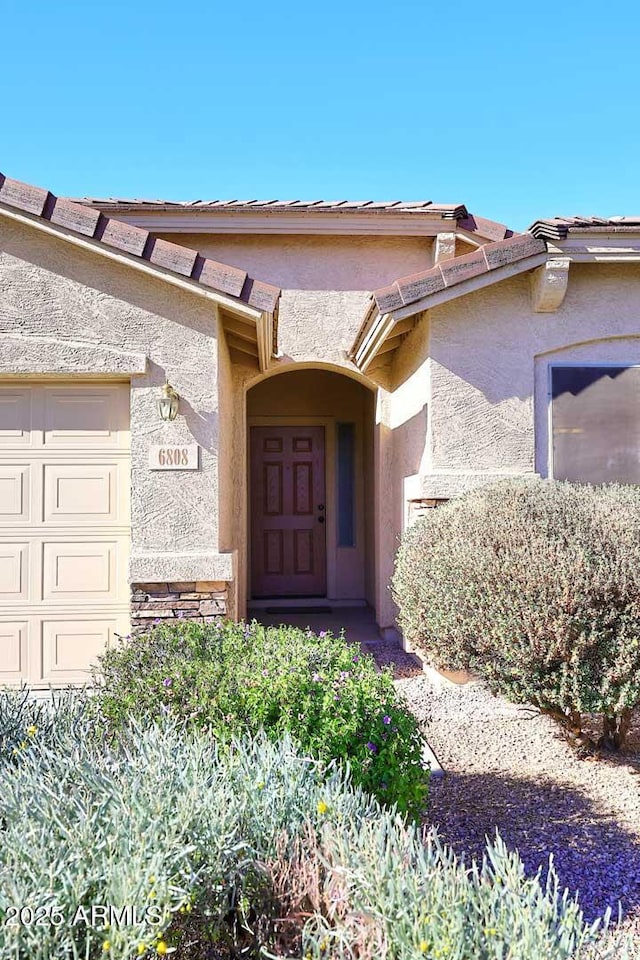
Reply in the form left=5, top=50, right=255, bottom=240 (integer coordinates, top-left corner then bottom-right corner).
left=349, top=244, right=547, bottom=373
left=0, top=201, right=267, bottom=322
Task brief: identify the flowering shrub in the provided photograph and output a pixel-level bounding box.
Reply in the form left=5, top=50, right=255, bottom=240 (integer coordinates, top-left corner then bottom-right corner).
left=94, top=620, right=429, bottom=818
left=0, top=690, right=631, bottom=959
left=392, top=479, right=640, bottom=747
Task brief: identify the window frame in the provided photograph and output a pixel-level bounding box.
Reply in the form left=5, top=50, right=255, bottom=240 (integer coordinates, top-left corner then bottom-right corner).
left=547, top=361, right=640, bottom=481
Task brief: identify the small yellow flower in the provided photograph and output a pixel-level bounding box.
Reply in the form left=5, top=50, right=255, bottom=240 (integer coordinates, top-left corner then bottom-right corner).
left=156, top=942, right=168, bottom=956
left=137, top=945, right=146, bottom=956
left=19, top=741, right=26, bottom=750
left=319, top=939, right=328, bottom=951
left=317, top=800, right=329, bottom=815
left=484, top=927, right=497, bottom=936
left=26, top=725, right=37, bottom=737
left=102, top=942, right=111, bottom=953
left=257, top=781, right=265, bottom=790
left=419, top=942, right=429, bottom=954
left=149, top=875, right=156, bottom=884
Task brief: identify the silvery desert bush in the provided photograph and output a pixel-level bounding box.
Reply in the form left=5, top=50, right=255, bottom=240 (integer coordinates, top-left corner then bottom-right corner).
left=296, top=825, right=628, bottom=960
left=0, top=690, right=376, bottom=959
left=0, top=689, right=633, bottom=959
left=392, top=479, right=640, bottom=746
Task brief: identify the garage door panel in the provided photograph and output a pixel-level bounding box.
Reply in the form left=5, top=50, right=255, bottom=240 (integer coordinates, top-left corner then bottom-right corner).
left=0, top=542, right=29, bottom=602
left=42, top=540, right=121, bottom=602
left=0, top=382, right=130, bottom=686
left=41, top=618, right=116, bottom=684
left=44, top=463, right=121, bottom=524
left=0, top=621, right=29, bottom=683
left=0, top=389, right=34, bottom=446
left=43, top=387, right=128, bottom=448
left=0, top=464, right=31, bottom=523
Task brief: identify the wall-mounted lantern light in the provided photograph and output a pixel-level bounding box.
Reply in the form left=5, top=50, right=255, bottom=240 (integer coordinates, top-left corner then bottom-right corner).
left=158, top=382, right=180, bottom=422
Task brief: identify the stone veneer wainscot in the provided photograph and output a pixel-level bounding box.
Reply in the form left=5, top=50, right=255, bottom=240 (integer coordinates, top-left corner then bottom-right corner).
left=130, top=582, right=228, bottom=634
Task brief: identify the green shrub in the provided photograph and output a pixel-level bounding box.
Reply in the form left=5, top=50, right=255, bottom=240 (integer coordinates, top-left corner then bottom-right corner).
left=94, top=619, right=429, bottom=817
left=0, top=690, right=631, bottom=960
left=392, top=479, right=640, bottom=745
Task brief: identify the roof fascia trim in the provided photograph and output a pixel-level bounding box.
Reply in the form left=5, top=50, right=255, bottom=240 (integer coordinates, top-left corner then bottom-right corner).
left=88, top=211, right=470, bottom=238
left=546, top=235, right=640, bottom=261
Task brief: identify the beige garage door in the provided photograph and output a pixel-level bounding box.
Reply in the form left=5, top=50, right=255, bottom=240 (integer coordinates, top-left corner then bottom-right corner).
left=0, top=382, right=130, bottom=687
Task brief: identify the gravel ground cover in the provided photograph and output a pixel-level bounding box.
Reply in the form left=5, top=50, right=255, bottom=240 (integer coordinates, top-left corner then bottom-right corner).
left=364, top=639, right=640, bottom=948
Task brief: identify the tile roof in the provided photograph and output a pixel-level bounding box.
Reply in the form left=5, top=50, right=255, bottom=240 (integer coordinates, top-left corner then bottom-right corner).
left=457, top=214, right=514, bottom=242
left=529, top=216, right=640, bottom=241
left=0, top=173, right=280, bottom=313
left=72, top=197, right=470, bottom=218
left=371, top=233, right=547, bottom=313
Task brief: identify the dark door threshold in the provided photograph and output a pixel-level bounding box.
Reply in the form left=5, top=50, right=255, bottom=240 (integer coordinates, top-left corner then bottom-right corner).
left=265, top=605, right=333, bottom=614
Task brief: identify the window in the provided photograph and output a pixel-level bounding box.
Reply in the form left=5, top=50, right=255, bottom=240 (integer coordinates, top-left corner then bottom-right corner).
left=550, top=365, right=640, bottom=483
left=336, top=422, right=355, bottom=546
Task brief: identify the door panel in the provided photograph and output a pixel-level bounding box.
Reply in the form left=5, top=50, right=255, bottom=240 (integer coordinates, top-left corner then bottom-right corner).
left=41, top=618, right=118, bottom=684
left=0, top=389, right=33, bottom=445
left=0, top=621, right=29, bottom=683
left=251, top=425, right=326, bottom=597
left=0, top=542, right=29, bottom=602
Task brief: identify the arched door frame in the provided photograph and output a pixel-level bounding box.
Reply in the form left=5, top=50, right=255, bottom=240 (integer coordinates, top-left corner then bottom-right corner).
left=239, top=362, right=380, bottom=619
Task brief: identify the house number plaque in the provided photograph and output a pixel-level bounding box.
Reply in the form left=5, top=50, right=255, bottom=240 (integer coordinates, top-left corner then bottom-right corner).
left=148, top=444, right=200, bottom=470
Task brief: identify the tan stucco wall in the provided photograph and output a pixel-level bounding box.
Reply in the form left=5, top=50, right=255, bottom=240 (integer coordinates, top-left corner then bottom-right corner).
left=0, top=217, right=230, bottom=584
left=158, top=234, right=433, bottom=367
left=391, top=263, right=640, bottom=504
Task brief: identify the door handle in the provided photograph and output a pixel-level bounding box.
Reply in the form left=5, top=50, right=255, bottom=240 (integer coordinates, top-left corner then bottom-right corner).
left=318, top=516, right=325, bottom=524
left=318, top=504, right=325, bottom=511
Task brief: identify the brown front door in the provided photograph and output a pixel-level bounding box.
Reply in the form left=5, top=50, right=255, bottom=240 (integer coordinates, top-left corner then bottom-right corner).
left=250, top=425, right=326, bottom=597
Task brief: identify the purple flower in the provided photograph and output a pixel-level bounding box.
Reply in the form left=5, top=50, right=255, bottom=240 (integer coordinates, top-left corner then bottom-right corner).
left=319, top=630, right=327, bottom=638
left=262, top=669, right=269, bottom=677
left=340, top=671, right=350, bottom=681
left=352, top=655, right=360, bottom=663
left=382, top=715, right=392, bottom=725
left=162, top=677, right=172, bottom=688
left=312, top=673, right=322, bottom=682
left=366, top=741, right=378, bottom=753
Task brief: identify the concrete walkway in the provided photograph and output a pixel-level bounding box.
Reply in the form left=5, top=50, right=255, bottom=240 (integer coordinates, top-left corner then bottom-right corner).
left=247, top=604, right=381, bottom=645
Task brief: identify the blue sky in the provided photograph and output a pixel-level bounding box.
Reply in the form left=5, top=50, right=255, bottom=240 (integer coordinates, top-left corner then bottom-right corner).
left=1, top=0, right=639, bottom=230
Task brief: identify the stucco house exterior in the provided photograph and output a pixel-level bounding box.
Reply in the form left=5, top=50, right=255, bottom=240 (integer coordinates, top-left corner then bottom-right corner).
left=2, top=169, right=640, bottom=686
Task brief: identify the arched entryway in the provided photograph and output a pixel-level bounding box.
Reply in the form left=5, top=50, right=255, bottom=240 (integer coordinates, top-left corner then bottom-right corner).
left=246, top=368, right=376, bottom=606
